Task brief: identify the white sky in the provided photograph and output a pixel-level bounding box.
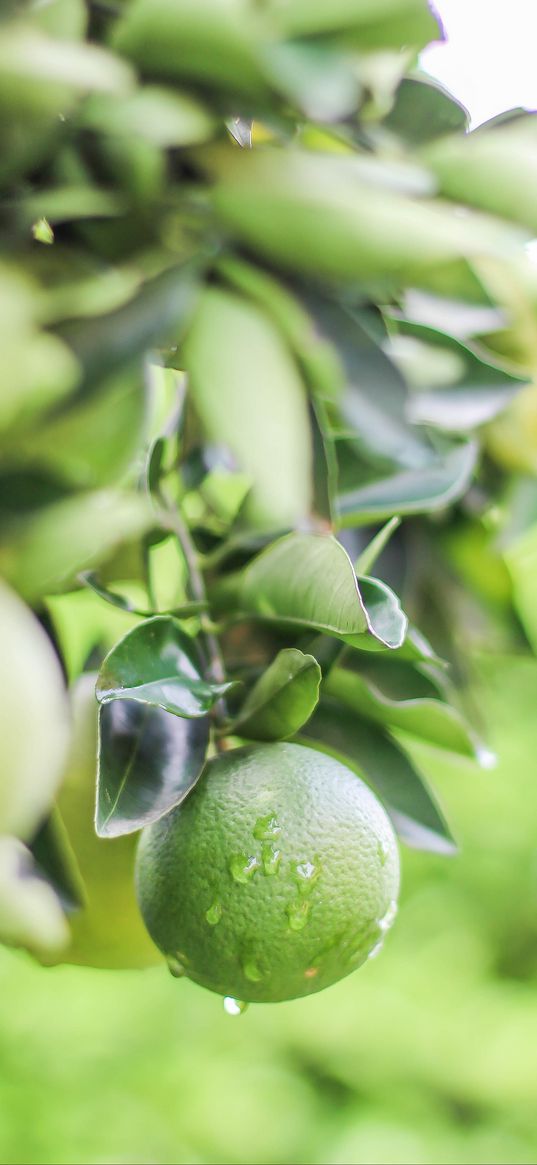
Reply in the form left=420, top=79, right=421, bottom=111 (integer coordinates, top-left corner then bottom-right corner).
left=422, top=0, right=537, bottom=126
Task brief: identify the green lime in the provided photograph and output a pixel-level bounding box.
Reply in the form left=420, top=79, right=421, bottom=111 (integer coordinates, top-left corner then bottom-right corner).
left=136, top=742, right=400, bottom=1003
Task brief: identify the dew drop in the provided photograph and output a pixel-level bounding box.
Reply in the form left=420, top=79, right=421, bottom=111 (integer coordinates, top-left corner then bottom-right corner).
left=242, top=957, right=263, bottom=983
left=205, top=900, right=223, bottom=926
left=229, top=853, right=260, bottom=884
left=261, top=842, right=282, bottom=876
left=253, top=813, right=281, bottom=841
left=379, top=899, right=398, bottom=932
left=167, top=954, right=187, bottom=978
left=223, top=997, right=249, bottom=1016
left=286, top=900, right=311, bottom=931
left=294, top=859, right=321, bottom=895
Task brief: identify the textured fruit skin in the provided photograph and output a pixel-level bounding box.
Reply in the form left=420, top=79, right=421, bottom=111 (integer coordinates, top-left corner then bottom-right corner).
left=136, top=743, right=400, bottom=1003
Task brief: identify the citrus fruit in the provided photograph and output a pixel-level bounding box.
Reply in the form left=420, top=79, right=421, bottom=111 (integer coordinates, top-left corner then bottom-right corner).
left=45, top=673, right=159, bottom=969
left=0, top=580, right=68, bottom=843
left=136, top=742, right=400, bottom=1003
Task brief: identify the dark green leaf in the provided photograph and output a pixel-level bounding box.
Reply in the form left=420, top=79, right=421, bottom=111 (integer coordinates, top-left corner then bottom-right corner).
left=384, top=75, right=469, bottom=144
left=30, top=809, right=85, bottom=912
left=81, top=571, right=207, bottom=619
left=96, top=616, right=233, bottom=718
left=96, top=698, right=209, bottom=837
left=230, top=648, right=321, bottom=741
left=325, top=660, right=479, bottom=757
left=299, top=699, right=456, bottom=854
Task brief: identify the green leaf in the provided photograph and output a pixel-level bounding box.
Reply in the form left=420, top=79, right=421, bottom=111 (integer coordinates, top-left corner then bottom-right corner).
left=96, top=698, right=209, bottom=838
left=230, top=649, right=321, bottom=741
left=234, top=532, right=407, bottom=649
left=81, top=571, right=207, bottom=619
left=30, top=809, right=85, bottom=912
left=0, top=836, right=69, bottom=956
left=325, top=659, right=479, bottom=757
left=384, top=74, right=469, bottom=144
left=183, top=286, right=313, bottom=531
left=96, top=616, right=233, bottom=718
left=355, top=517, right=401, bottom=577
left=0, top=488, right=152, bottom=601
left=272, top=0, right=439, bottom=49
left=299, top=699, right=456, bottom=854
left=84, top=86, right=215, bottom=147
left=337, top=439, right=478, bottom=526
left=390, top=319, right=527, bottom=431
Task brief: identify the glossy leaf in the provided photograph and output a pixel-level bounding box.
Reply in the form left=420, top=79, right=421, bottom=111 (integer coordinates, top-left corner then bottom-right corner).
left=300, top=700, right=456, bottom=853
left=236, top=532, right=406, bottom=649
left=337, top=439, right=478, bottom=526
left=326, top=660, right=479, bottom=757
left=96, top=699, right=209, bottom=838
left=81, top=571, right=207, bottom=619
left=96, top=616, right=233, bottom=718
left=0, top=837, right=69, bottom=956
left=230, top=649, right=321, bottom=741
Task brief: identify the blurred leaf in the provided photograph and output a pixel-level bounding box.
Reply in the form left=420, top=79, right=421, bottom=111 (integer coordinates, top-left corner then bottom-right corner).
left=263, top=40, right=360, bottom=121
left=112, top=0, right=271, bottom=104
left=426, top=115, right=537, bottom=233
left=326, top=659, right=479, bottom=756
left=504, top=523, right=537, bottom=654
left=356, top=517, right=401, bottom=575
left=0, top=24, right=133, bottom=93
left=229, top=648, right=321, bottom=741
left=337, top=438, right=478, bottom=525
left=0, top=836, right=69, bottom=956
left=84, top=85, right=215, bottom=146
left=384, top=74, right=469, bottom=143
left=183, top=286, right=313, bottom=531
left=300, top=699, right=456, bottom=853
left=0, top=489, right=152, bottom=600
left=391, top=319, right=527, bottom=430
left=30, top=809, right=85, bottom=912
left=233, top=532, right=407, bottom=649
left=60, top=261, right=201, bottom=393
left=210, top=147, right=522, bottom=287
left=270, top=0, right=440, bottom=49
left=5, top=371, right=148, bottom=488
left=96, top=698, right=209, bottom=838
left=96, top=616, right=233, bottom=718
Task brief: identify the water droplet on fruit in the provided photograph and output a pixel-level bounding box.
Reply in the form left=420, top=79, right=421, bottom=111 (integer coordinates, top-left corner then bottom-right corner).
left=167, top=954, right=187, bottom=978
left=205, top=900, right=223, bottom=926
left=261, top=842, right=282, bottom=876
left=286, top=900, right=311, bottom=931
left=223, top=997, right=248, bottom=1016
left=242, top=957, right=263, bottom=983
left=379, top=899, right=398, bottom=932
left=253, top=813, right=281, bottom=841
left=294, top=860, right=321, bottom=895
left=229, top=853, right=260, bottom=883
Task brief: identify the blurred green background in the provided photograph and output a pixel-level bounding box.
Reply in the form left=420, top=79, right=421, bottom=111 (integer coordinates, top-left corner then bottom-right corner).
left=2, top=651, right=537, bottom=1165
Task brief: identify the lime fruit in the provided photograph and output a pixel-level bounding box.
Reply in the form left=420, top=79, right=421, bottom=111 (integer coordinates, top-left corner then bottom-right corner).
left=136, top=742, right=400, bottom=1003
left=47, top=673, right=159, bottom=969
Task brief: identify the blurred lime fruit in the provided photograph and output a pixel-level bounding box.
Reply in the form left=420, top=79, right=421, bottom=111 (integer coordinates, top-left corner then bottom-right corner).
left=136, top=742, right=399, bottom=1003
left=0, top=580, right=68, bottom=842
left=48, top=673, right=159, bottom=969
left=485, top=381, right=537, bottom=475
